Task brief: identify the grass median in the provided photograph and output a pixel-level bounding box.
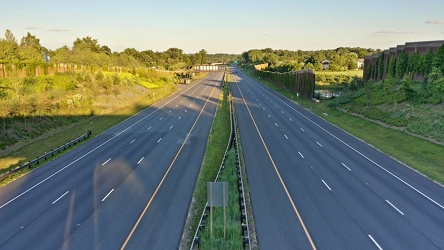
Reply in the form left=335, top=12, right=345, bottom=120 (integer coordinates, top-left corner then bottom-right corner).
left=181, top=74, right=232, bottom=248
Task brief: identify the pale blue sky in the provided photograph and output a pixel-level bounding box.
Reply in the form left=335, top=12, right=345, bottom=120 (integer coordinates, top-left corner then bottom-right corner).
left=1, top=0, right=443, bottom=54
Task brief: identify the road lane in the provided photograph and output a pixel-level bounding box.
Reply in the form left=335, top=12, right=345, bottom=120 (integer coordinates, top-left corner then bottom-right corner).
left=0, top=72, right=223, bottom=249
left=231, top=70, right=444, bottom=249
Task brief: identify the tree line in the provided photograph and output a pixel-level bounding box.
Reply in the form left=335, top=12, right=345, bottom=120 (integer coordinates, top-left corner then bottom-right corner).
left=0, top=29, right=239, bottom=72
left=241, top=47, right=380, bottom=72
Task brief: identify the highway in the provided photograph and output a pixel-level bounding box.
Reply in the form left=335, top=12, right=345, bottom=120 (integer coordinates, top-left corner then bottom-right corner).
left=231, top=70, right=444, bottom=249
left=0, top=72, right=223, bottom=249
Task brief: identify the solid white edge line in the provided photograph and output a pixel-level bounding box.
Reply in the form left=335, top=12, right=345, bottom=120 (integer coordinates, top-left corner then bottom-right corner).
left=137, top=157, right=144, bottom=165
left=102, top=158, right=111, bottom=166
left=52, top=191, right=69, bottom=204
left=321, top=179, right=332, bottom=191
left=253, top=79, right=444, bottom=211
left=386, top=200, right=404, bottom=215
left=102, top=189, right=114, bottom=202
left=341, top=163, right=352, bottom=171
left=368, top=235, right=383, bottom=250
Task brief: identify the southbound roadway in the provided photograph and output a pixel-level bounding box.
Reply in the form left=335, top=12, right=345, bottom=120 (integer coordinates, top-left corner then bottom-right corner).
left=0, top=72, right=224, bottom=249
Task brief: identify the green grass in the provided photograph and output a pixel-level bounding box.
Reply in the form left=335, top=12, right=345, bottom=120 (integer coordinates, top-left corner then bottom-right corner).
left=0, top=82, right=179, bottom=187
left=247, top=71, right=444, bottom=185
left=181, top=75, right=231, bottom=249
left=314, top=70, right=363, bottom=77
left=199, top=148, right=243, bottom=250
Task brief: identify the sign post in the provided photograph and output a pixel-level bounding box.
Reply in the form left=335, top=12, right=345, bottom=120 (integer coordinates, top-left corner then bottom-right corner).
left=207, top=182, right=228, bottom=239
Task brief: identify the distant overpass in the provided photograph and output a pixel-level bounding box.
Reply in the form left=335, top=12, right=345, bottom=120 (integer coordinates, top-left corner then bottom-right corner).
left=192, top=64, right=226, bottom=72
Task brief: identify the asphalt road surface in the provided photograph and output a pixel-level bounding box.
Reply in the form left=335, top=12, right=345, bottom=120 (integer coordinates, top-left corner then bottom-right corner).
left=231, top=69, right=444, bottom=249
left=0, top=72, right=223, bottom=249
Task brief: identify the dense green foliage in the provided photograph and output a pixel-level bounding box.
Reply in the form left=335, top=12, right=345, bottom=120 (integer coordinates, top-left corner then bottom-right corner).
left=0, top=29, right=239, bottom=72
left=241, top=47, right=378, bottom=72
left=0, top=69, right=178, bottom=151
left=329, top=70, right=444, bottom=142
left=366, top=45, right=444, bottom=82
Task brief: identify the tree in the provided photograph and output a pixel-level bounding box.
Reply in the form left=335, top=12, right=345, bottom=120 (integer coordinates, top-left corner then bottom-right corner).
left=198, top=49, right=207, bottom=64
left=73, top=36, right=101, bottom=53
left=20, top=32, right=43, bottom=62
left=0, top=29, right=20, bottom=63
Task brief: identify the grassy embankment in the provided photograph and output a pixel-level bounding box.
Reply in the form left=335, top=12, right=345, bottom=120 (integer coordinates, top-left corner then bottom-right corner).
left=247, top=70, right=444, bottom=185
left=0, top=71, right=204, bottom=186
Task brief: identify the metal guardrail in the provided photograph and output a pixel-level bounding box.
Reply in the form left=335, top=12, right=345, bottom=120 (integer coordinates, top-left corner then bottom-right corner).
left=0, top=130, right=92, bottom=182
left=191, top=77, right=251, bottom=249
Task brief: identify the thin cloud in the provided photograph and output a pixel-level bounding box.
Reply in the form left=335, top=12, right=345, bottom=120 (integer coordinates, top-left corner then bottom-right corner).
left=25, top=27, right=42, bottom=30
left=48, top=29, right=70, bottom=32
left=373, top=30, right=417, bottom=35
left=426, top=20, right=444, bottom=24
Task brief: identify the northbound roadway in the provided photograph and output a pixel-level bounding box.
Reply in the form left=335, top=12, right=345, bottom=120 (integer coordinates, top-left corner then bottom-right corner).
left=231, top=69, right=444, bottom=249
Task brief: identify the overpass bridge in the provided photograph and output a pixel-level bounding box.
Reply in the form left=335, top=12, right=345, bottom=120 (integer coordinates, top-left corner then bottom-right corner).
left=192, top=64, right=226, bottom=72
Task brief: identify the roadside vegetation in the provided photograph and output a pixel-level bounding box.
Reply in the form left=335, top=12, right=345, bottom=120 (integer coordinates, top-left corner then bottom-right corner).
left=199, top=148, right=243, bottom=250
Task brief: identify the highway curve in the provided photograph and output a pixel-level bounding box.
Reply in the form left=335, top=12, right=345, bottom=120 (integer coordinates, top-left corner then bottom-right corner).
left=0, top=72, right=223, bottom=249
left=231, top=69, right=444, bottom=249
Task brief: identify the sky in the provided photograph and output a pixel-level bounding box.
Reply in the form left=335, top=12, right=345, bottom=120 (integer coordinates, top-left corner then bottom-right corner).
left=1, top=0, right=443, bottom=54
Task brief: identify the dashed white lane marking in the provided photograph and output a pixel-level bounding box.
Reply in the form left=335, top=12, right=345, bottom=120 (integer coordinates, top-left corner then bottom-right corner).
left=300, top=128, right=305, bottom=132
left=341, top=162, right=351, bottom=171
left=284, top=134, right=288, bottom=139
left=102, top=189, right=114, bottom=202
left=147, top=126, right=152, bottom=130
left=185, top=110, right=187, bottom=112
left=268, top=114, right=271, bottom=118
left=157, top=138, right=162, bottom=143
left=274, top=123, right=278, bottom=127
left=170, top=125, right=173, bottom=130
left=316, top=141, right=323, bottom=147
left=289, top=118, right=293, bottom=121
left=368, top=235, right=383, bottom=250
left=298, top=152, right=304, bottom=158
left=137, top=157, right=144, bottom=165
left=52, top=191, right=69, bottom=204
left=322, top=179, right=332, bottom=191
left=102, top=158, right=111, bottom=166
left=386, top=200, right=404, bottom=215
left=178, top=116, right=181, bottom=119
left=160, top=117, right=163, bottom=120
left=130, top=139, right=136, bottom=144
